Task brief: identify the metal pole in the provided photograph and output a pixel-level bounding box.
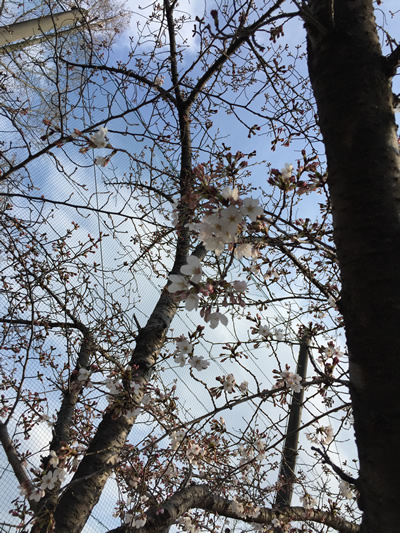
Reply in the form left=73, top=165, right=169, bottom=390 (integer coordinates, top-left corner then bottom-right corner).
left=0, top=8, right=88, bottom=49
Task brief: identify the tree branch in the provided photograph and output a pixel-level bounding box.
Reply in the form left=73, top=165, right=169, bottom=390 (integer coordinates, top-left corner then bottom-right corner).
left=311, top=446, right=359, bottom=486
left=107, top=484, right=360, bottom=533
left=0, top=422, right=36, bottom=510
left=385, top=45, right=400, bottom=76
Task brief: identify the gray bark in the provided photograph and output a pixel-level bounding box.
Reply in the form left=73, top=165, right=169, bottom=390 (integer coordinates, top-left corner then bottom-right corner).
left=306, top=1, right=400, bottom=531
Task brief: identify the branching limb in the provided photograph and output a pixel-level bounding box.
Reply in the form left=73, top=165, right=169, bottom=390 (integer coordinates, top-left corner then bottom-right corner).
left=385, top=45, right=400, bottom=76
left=0, top=422, right=36, bottom=509
left=106, top=484, right=360, bottom=533
left=311, top=446, right=359, bottom=486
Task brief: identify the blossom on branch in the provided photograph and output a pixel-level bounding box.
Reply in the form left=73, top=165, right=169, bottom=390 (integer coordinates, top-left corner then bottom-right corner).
left=189, top=355, right=210, bottom=371
left=240, top=197, right=263, bottom=222
left=221, top=186, right=239, bottom=201
left=300, top=492, right=317, bottom=509
left=154, top=75, right=164, bottom=87
left=223, top=373, right=236, bottom=393
left=232, top=280, right=247, bottom=292
left=185, top=293, right=199, bottom=311
left=95, top=156, right=109, bottom=167
left=279, top=370, right=302, bottom=393
left=180, top=255, right=203, bottom=283
left=205, top=311, right=228, bottom=329
left=281, top=163, right=294, bottom=180
left=177, top=339, right=193, bottom=355
left=168, top=274, right=190, bottom=293
left=90, top=126, right=108, bottom=148
left=339, top=480, right=354, bottom=499
left=258, top=324, right=271, bottom=337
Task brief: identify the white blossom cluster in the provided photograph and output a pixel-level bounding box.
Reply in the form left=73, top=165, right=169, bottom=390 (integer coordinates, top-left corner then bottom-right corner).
left=281, top=163, right=294, bottom=180
left=258, top=324, right=284, bottom=341
left=223, top=373, right=236, bottom=393
left=306, top=424, right=334, bottom=446
left=105, top=377, right=124, bottom=404
left=124, top=514, right=147, bottom=528
left=230, top=496, right=260, bottom=519
left=235, top=439, right=265, bottom=469
left=77, top=367, right=92, bottom=385
left=318, top=343, right=344, bottom=365
left=154, top=75, right=165, bottom=87
left=173, top=338, right=210, bottom=371
left=170, top=429, right=186, bottom=450
left=277, top=370, right=303, bottom=393
left=300, top=492, right=317, bottom=509
left=20, top=451, right=66, bottom=502
left=90, top=126, right=108, bottom=148
left=189, top=186, right=263, bottom=257
left=87, top=126, right=112, bottom=167
left=168, top=255, right=203, bottom=312
left=168, top=253, right=248, bottom=328
left=186, top=442, right=205, bottom=465
left=339, top=480, right=354, bottom=499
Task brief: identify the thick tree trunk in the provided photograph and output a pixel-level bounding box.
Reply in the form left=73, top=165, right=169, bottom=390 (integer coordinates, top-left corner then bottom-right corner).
left=306, top=1, right=400, bottom=531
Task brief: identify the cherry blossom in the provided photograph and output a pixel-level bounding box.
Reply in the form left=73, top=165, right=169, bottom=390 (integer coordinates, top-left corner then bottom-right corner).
left=306, top=425, right=334, bottom=445
left=124, top=514, right=147, bottom=528
left=170, top=429, right=185, bottom=450
left=124, top=407, right=141, bottom=420
left=221, top=186, right=239, bottom=201
left=238, top=380, right=248, bottom=393
left=279, top=370, right=302, bottom=393
left=40, top=467, right=65, bottom=491
left=48, top=450, right=59, bottom=467
left=180, top=255, right=203, bottom=283
left=173, top=352, right=186, bottom=367
left=220, top=205, right=242, bottom=233
left=78, top=368, right=91, bottom=382
left=339, top=480, right=354, bottom=499
left=186, top=442, right=204, bottom=464
left=90, top=126, right=108, bottom=148
left=231, top=498, right=245, bottom=517
left=232, top=280, right=247, bottom=292
left=95, top=156, right=109, bottom=167
left=258, top=324, right=271, bottom=337
left=28, top=488, right=46, bottom=502
left=154, top=75, right=164, bottom=86
left=223, top=373, right=236, bottom=393
left=300, top=492, right=317, bottom=509
left=234, top=243, right=258, bottom=259
left=168, top=274, right=190, bottom=293
left=188, top=355, right=210, bottom=371
left=274, top=328, right=285, bottom=341
left=281, top=163, right=294, bottom=180
left=240, top=197, right=263, bottom=222
left=205, top=311, right=228, bottom=329
left=177, top=339, right=193, bottom=354
left=327, top=295, right=336, bottom=307
left=185, top=293, right=199, bottom=311
left=178, top=515, right=200, bottom=533
left=40, top=471, right=57, bottom=491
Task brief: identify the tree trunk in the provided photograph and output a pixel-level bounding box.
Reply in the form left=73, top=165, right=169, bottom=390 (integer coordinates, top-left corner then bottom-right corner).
left=306, top=1, right=400, bottom=531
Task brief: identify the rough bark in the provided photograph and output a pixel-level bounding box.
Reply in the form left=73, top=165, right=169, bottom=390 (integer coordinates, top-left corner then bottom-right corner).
left=306, top=1, right=400, bottom=531
left=51, top=282, right=185, bottom=533
left=107, top=484, right=360, bottom=533
left=50, top=24, right=197, bottom=525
